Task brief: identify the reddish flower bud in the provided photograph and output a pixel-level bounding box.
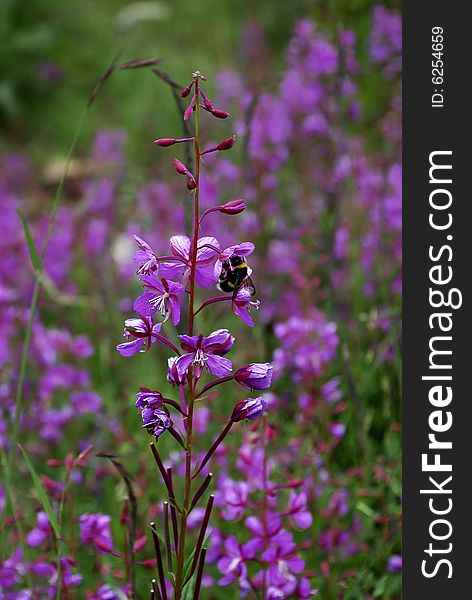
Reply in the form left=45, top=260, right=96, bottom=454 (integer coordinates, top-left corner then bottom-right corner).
left=219, top=199, right=246, bottom=215
left=184, top=94, right=196, bottom=121
left=211, top=109, right=230, bottom=119
left=173, top=158, right=188, bottom=175
left=231, top=397, right=267, bottom=422
left=180, top=81, right=194, bottom=97
left=217, top=135, right=236, bottom=151
left=186, top=175, right=196, bottom=190
left=155, top=138, right=177, bottom=147
left=203, top=97, right=215, bottom=112
left=173, top=158, right=196, bottom=190
left=200, top=135, right=236, bottom=157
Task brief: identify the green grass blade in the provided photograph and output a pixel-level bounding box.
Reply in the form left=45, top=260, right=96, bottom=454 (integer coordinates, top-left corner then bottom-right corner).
left=19, top=444, right=61, bottom=540
left=16, top=208, right=42, bottom=271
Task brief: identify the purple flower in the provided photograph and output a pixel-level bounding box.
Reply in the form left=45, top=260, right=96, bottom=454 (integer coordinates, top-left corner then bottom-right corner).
left=286, top=491, right=313, bottom=529
left=217, top=535, right=260, bottom=587
left=235, top=362, right=273, bottom=390
left=261, top=536, right=305, bottom=580
left=70, top=390, right=101, bottom=415
left=216, top=479, right=250, bottom=521
left=167, top=356, right=187, bottom=385
left=175, top=329, right=234, bottom=379
left=232, top=286, right=260, bottom=327
left=231, top=397, right=267, bottom=422
left=245, top=514, right=283, bottom=542
left=0, top=547, right=25, bottom=589
left=136, top=390, right=172, bottom=438
left=116, top=316, right=161, bottom=357
left=26, top=511, right=53, bottom=547
left=133, top=274, right=185, bottom=325
left=329, top=422, right=346, bottom=440
left=387, top=554, right=402, bottom=573
left=50, top=556, right=83, bottom=591
left=135, top=387, right=164, bottom=410
left=79, top=513, right=114, bottom=554
left=90, top=584, right=122, bottom=600
left=142, top=410, right=172, bottom=438
left=160, top=235, right=221, bottom=287
left=133, top=235, right=159, bottom=275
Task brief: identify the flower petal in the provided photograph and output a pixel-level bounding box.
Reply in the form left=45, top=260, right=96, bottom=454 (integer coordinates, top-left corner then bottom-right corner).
left=169, top=296, right=181, bottom=326
left=133, top=291, right=158, bottom=316
left=196, top=236, right=221, bottom=262
left=117, top=338, right=146, bottom=357
left=196, top=263, right=217, bottom=288
left=158, top=261, right=185, bottom=280
left=170, top=235, right=191, bottom=260
left=205, top=354, right=233, bottom=377
left=175, top=353, right=195, bottom=377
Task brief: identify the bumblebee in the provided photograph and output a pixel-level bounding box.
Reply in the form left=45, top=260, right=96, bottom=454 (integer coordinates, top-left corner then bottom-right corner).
left=217, top=255, right=256, bottom=296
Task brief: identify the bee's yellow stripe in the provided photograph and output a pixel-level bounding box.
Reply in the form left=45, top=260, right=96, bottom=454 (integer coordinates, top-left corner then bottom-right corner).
left=234, top=262, right=247, bottom=269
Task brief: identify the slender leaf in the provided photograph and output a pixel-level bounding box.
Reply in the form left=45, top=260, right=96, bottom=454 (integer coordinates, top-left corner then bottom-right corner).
left=19, top=444, right=61, bottom=539
left=17, top=208, right=42, bottom=271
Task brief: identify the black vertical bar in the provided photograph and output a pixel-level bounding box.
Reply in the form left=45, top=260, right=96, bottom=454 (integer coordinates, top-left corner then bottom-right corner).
left=404, top=2, right=470, bottom=597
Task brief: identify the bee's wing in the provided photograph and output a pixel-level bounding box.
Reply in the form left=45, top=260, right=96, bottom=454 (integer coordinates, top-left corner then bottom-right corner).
left=243, top=276, right=256, bottom=296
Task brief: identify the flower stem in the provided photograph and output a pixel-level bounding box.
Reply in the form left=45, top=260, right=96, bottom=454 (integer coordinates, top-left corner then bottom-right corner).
left=174, top=75, right=201, bottom=600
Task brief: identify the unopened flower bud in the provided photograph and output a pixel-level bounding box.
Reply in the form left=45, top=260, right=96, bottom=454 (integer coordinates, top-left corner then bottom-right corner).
left=211, top=109, right=230, bottom=119
left=217, top=135, right=236, bottom=151
left=155, top=138, right=177, bottom=147
left=173, top=158, right=196, bottom=190
left=219, top=199, right=246, bottom=215
left=231, top=397, right=267, bottom=422
left=184, top=94, right=196, bottom=121
left=235, top=363, right=273, bottom=390
left=155, top=137, right=195, bottom=147
left=203, top=97, right=215, bottom=112
left=180, top=81, right=194, bottom=97
left=173, top=158, right=188, bottom=175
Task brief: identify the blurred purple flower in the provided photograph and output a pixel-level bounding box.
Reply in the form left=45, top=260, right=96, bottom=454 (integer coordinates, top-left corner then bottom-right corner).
left=387, top=554, right=402, bottom=573
left=79, top=513, right=114, bottom=554
left=217, top=535, right=260, bottom=586
left=285, top=491, right=313, bottom=529
left=26, top=512, right=54, bottom=547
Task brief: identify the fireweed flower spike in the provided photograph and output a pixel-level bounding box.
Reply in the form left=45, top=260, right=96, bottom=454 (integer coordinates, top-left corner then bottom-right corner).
left=118, top=70, right=271, bottom=598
